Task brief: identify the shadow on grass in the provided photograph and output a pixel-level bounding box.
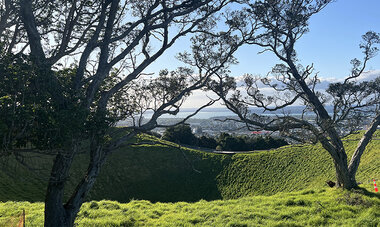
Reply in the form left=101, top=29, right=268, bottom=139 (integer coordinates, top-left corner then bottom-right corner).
left=354, top=186, right=380, bottom=200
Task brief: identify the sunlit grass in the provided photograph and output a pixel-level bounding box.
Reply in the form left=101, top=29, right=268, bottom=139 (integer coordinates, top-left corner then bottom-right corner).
left=0, top=131, right=379, bottom=203
left=1, top=186, right=378, bottom=226
left=0, top=131, right=379, bottom=226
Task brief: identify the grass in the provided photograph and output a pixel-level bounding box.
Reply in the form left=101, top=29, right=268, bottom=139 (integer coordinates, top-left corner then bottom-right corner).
left=0, top=186, right=378, bottom=226
left=0, top=130, right=379, bottom=226
left=0, top=131, right=379, bottom=203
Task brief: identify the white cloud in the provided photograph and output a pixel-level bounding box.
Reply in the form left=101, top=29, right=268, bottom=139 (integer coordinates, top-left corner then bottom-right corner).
left=181, top=70, right=380, bottom=108
left=182, top=90, right=224, bottom=108
left=356, top=70, right=380, bottom=81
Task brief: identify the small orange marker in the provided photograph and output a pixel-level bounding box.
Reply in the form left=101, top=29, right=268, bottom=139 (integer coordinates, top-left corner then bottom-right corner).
left=374, top=179, right=379, bottom=192
left=18, top=209, right=25, bottom=227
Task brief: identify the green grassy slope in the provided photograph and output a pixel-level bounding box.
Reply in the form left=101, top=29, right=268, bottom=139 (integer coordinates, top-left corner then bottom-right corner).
left=0, top=131, right=379, bottom=203
left=218, top=131, right=380, bottom=199
left=86, top=140, right=231, bottom=202
left=0, top=134, right=231, bottom=202
left=1, top=187, right=379, bottom=226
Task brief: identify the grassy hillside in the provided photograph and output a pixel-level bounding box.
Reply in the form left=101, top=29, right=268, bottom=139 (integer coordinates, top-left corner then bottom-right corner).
left=0, top=134, right=231, bottom=202
left=1, top=186, right=379, bottom=226
left=0, top=131, right=379, bottom=203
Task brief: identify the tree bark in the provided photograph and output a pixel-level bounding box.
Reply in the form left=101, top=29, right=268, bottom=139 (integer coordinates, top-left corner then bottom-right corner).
left=348, top=113, right=380, bottom=178
left=64, top=146, right=107, bottom=226
left=333, top=158, right=357, bottom=189
left=44, top=141, right=108, bottom=227
left=44, top=153, right=75, bottom=227
left=19, top=0, right=46, bottom=62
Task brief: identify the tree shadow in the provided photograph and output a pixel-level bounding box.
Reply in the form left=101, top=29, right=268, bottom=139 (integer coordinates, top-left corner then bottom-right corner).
left=353, top=186, right=380, bottom=200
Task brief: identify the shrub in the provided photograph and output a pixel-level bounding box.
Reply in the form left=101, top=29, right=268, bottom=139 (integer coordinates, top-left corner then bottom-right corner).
left=198, top=136, right=218, bottom=149
left=162, top=124, right=197, bottom=145
left=214, top=133, right=288, bottom=151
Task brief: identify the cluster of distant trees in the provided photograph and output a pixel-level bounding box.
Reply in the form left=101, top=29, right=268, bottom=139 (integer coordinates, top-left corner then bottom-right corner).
left=161, top=124, right=288, bottom=151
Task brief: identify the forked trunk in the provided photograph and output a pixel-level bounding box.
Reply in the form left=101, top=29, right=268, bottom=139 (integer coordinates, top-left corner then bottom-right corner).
left=44, top=144, right=108, bottom=227
left=320, top=139, right=358, bottom=190
left=44, top=191, right=78, bottom=227
left=333, top=160, right=357, bottom=189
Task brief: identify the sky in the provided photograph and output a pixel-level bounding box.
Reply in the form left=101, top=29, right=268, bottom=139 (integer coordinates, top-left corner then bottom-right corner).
left=144, top=0, right=380, bottom=108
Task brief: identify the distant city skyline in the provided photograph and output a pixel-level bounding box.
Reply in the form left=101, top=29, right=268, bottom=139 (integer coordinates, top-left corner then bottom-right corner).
left=145, top=0, right=380, bottom=108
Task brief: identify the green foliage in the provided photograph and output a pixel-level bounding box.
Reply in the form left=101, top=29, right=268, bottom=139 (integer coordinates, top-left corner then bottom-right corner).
left=0, top=187, right=378, bottom=226
left=0, top=53, right=92, bottom=152
left=162, top=124, right=198, bottom=145
left=216, top=133, right=288, bottom=151
left=217, top=133, right=247, bottom=151
left=198, top=135, right=218, bottom=149
left=161, top=126, right=288, bottom=151
left=0, top=53, right=43, bottom=150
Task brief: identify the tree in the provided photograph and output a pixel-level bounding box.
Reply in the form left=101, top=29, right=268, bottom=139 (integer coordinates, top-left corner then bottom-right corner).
left=198, top=135, right=218, bottom=149
left=0, top=0, right=237, bottom=226
left=216, top=133, right=246, bottom=150
left=196, top=0, right=380, bottom=189
left=215, top=133, right=287, bottom=151
left=162, top=124, right=198, bottom=145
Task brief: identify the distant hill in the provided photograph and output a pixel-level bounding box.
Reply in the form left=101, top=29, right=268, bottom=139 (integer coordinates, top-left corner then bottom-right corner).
left=0, top=130, right=379, bottom=202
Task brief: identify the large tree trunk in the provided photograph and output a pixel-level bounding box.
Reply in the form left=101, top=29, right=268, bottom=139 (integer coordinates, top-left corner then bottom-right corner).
left=44, top=142, right=108, bottom=227
left=319, top=137, right=358, bottom=189
left=348, top=113, right=380, bottom=180
left=64, top=146, right=107, bottom=226
left=334, top=113, right=380, bottom=190
left=44, top=153, right=75, bottom=227
left=44, top=188, right=69, bottom=226
left=333, top=159, right=357, bottom=189
left=330, top=146, right=358, bottom=189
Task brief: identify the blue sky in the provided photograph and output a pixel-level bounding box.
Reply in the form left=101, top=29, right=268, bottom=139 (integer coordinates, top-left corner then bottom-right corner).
left=144, top=0, right=380, bottom=108
left=146, top=0, right=380, bottom=79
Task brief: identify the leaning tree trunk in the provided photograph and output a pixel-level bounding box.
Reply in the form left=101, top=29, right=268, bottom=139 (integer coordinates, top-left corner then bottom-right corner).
left=348, top=113, right=380, bottom=184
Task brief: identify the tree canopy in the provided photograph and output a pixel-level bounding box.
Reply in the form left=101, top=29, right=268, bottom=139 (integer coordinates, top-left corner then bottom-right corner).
left=0, top=0, right=236, bottom=226
left=1, top=0, right=379, bottom=225
left=191, top=0, right=380, bottom=189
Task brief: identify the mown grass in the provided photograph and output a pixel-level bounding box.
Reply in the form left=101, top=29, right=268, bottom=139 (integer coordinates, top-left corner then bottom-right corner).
left=218, top=131, right=380, bottom=199
left=0, top=131, right=379, bottom=203
left=1, top=186, right=378, bottom=226
left=0, top=131, right=379, bottom=226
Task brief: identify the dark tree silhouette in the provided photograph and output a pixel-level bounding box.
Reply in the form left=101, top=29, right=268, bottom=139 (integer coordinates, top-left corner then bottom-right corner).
left=162, top=124, right=198, bottom=145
